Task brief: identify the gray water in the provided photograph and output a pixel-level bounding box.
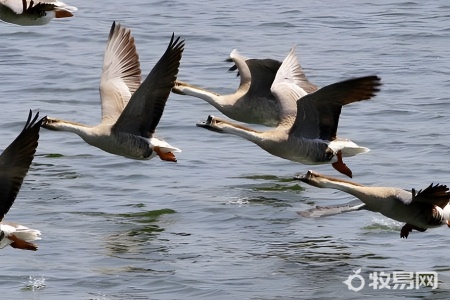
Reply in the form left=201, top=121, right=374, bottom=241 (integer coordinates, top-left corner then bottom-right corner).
left=1, top=0, right=450, bottom=299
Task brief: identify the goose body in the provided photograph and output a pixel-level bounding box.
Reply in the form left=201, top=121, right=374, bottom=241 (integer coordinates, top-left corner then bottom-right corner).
left=43, top=22, right=184, bottom=162
left=296, top=170, right=450, bottom=238
left=0, top=111, right=44, bottom=251
left=173, top=48, right=317, bottom=126
left=0, top=0, right=77, bottom=26
left=197, top=47, right=381, bottom=177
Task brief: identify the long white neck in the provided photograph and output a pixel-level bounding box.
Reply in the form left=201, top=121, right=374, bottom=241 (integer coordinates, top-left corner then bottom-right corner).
left=311, top=176, right=367, bottom=196
left=304, top=173, right=396, bottom=204
left=43, top=118, right=96, bottom=140
left=178, top=82, right=248, bottom=111
left=183, top=86, right=225, bottom=107
left=217, top=120, right=265, bottom=145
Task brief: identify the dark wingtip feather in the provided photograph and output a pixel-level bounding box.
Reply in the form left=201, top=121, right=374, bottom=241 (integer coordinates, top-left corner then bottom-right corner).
left=109, top=21, right=117, bottom=40
left=414, top=183, right=450, bottom=198
left=0, top=110, right=43, bottom=221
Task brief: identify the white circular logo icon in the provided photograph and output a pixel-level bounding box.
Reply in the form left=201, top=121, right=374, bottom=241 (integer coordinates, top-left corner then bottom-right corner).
left=343, top=268, right=365, bottom=292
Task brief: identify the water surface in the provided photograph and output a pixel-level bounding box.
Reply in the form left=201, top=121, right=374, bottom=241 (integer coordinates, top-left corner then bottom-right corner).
left=1, top=0, right=450, bottom=299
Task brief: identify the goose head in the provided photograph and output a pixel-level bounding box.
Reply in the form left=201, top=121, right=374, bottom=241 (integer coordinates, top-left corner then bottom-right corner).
left=196, top=115, right=226, bottom=133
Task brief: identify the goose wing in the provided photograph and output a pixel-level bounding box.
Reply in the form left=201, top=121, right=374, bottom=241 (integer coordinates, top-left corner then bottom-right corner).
left=2, top=0, right=62, bottom=14
left=228, top=50, right=280, bottom=101
left=410, top=183, right=450, bottom=209
left=290, top=75, right=381, bottom=140
left=271, top=46, right=317, bottom=119
left=113, top=34, right=184, bottom=137
left=99, top=22, right=141, bottom=124
left=0, top=110, right=43, bottom=221
left=0, top=0, right=28, bottom=14
left=246, top=58, right=281, bottom=99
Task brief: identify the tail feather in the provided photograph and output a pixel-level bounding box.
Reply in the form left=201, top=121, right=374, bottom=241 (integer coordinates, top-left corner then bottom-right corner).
left=159, top=146, right=181, bottom=153
left=14, top=227, right=41, bottom=242
left=341, top=146, right=370, bottom=157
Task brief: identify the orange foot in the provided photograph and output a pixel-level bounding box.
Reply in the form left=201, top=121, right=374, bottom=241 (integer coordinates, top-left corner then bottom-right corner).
left=8, top=234, right=38, bottom=251
left=331, top=150, right=352, bottom=178
left=154, top=146, right=177, bottom=162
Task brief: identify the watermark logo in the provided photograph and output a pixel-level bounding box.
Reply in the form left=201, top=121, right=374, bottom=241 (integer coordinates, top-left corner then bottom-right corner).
left=343, top=268, right=365, bottom=292
left=343, top=269, right=438, bottom=291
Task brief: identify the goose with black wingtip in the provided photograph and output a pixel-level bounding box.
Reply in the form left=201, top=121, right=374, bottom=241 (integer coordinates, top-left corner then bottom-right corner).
left=173, top=47, right=317, bottom=127
left=296, top=170, right=450, bottom=238
left=196, top=47, right=381, bottom=177
left=42, top=22, right=184, bottom=162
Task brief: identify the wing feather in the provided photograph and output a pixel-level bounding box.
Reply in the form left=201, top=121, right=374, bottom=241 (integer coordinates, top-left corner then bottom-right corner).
left=411, top=183, right=450, bottom=209
left=113, top=34, right=184, bottom=137
left=290, top=75, right=381, bottom=140
left=100, top=22, right=141, bottom=124
left=0, top=110, right=44, bottom=221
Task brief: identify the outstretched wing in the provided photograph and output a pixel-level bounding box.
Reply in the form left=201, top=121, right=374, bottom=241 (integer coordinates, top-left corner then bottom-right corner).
left=411, top=183, right=450, bottom=209
left=100, top=22, right=141, bottom=124
left=290, top=75, right=381, bottom=140
left=0, top=0, right=28, bottom=14
left=113, top=34, right=184, bottom=137
left=0, top=110, right=44, bottom=221
left=271, top=46, right=317, bottom=119
left=227, top=50, right=280, bottom=102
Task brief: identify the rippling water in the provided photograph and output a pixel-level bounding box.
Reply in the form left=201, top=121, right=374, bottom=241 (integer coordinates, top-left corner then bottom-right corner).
left=1, top=0, right=450, bottom=299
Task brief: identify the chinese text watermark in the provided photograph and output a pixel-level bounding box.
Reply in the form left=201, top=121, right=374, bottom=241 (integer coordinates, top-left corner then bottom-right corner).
left=343, top=268, right=438, bottom=292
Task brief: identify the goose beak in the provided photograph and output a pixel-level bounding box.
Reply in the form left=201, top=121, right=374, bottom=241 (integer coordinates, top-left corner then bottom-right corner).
left=196, top=115, right=224, bottom=133
left=293, top=170, right=314, bottom=182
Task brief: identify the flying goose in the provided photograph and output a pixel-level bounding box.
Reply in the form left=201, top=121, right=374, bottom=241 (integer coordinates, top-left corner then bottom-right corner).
left=197, top=47, right=381, bottom=177
left=0, top=0, right=77, bottom=26
left=42, top=22, right=184, bottom=162
left=296, top=170, right=450, bottom=238
left=0, top=110, right=44, bottom=251
left=173, top=48, right=318, bottom=127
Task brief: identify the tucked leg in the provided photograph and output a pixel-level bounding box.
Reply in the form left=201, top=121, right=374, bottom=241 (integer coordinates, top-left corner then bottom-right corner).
left=8, top=234, right=38, bottom=251
left=153, top=146, right=177, bottom=162
left=400, top=223, right=426, bottom=239
left=331, top=151, right=352, bottom=178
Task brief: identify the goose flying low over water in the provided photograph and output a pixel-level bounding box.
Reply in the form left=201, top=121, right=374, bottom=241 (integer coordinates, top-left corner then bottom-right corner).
left=0, top=111, right=44, bottom=251
left=0, top=0, right=77, bottom=26
left=296, top=170, right=450, bottom=238
left=173, top=48, right=318, bottom=127
left=43, top=22, right=184, bottom=162
left=197, top=48, right=381, bottom=177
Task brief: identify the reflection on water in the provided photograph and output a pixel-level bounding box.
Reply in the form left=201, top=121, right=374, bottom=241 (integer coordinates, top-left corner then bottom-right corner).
left=99, top=209, right=176, bottom=256
left=234, top=174, right=304, bottom=193
left=2, top=0, right=450, bottom=298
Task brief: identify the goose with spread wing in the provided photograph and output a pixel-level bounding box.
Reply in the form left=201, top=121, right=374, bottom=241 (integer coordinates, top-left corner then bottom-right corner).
left=197, top=47, right=381, bottom=177
left=0, top=0, right=76, bottom=26
left=42, top=22, right=184, bottom=162
left=296, top=170, right=450, bottom=238
left=0, top=111, right=44, bottom=251
left=173, top=48, right=317, bottom=126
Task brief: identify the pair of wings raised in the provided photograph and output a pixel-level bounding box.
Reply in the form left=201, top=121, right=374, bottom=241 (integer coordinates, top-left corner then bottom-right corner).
left=230, top=48, right=381, bottom=141
left=271, top=48, right=381, bottom=141
left=99, top=22, right=184, bottom=138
